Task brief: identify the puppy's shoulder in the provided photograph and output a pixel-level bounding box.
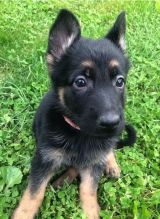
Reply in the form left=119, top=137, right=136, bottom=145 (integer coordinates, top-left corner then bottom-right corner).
left=32, top=90, right=58, bottom=135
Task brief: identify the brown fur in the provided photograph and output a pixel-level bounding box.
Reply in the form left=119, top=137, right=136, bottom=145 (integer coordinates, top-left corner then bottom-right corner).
left=47, top=54, right=54, bottom=73
left=80, top=170, right=100, bottom=219
left=109, top=59, right=119, bottom=68
left=105, top=150, right=121, bottom=178
left=58, top=87, right=65, bottom=105
left=12, top=176, right=52, bottom=219
left=82, top=60, right=95, bottom=69
left=53, top=167, right=78, bottom=188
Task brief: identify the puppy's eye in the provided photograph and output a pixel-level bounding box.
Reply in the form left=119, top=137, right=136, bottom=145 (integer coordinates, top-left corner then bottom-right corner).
left=115, top=76, right=124, bottom=88
left=73, top=76, right=87, bottom=88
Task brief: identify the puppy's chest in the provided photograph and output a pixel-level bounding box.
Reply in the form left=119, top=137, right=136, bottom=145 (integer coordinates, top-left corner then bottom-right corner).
left=44, top=147, right=107, bottom=168
left=43, top=131, right=114, bottom=168
left=65, top=149, right=107, bottom=168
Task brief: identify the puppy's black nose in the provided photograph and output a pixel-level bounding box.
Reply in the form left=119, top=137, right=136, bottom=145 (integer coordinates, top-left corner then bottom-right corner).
left=98, top=113, right=120, bottom=129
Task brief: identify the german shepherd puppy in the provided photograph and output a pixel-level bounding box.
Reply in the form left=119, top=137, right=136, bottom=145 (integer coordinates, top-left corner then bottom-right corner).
left=13, top=9, right=136, bottom=219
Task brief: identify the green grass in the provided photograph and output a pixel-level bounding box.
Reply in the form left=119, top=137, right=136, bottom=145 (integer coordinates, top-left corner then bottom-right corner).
left=0, top=0, right=160, bottom=218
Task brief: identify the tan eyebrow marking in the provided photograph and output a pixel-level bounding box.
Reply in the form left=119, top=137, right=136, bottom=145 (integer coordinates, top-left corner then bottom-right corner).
left=109, top=59, right=119, bottom=68
left=82, top=60, right=95, bottom=68
left=81, top=60, right=95, bottom=77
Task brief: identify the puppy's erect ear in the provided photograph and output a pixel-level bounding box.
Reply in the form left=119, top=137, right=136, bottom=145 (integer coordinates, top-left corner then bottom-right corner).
left=106, top=12, right=126, bottom=52
left=47, top=9, right=81, bottom=70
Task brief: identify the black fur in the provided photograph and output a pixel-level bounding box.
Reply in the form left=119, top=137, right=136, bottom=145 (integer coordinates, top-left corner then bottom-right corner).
left=31, top=9, right=136, bottom=194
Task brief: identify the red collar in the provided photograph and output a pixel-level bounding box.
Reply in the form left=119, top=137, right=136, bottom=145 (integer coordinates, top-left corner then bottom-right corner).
left=63, top=116, right=80, bottom=130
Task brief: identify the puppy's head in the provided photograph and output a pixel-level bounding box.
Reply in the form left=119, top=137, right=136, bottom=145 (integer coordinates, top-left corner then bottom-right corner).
left=47, top=9, right=130, bottom=137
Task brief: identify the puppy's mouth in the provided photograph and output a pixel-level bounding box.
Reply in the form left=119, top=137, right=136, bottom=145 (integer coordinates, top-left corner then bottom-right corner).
left=63, top=115, right=120, bottom=137
left=63, top=115, right=80, bottom=131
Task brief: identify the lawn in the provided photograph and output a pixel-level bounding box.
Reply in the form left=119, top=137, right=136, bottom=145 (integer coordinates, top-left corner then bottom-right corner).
left=0, top=0, right=160, bottom=218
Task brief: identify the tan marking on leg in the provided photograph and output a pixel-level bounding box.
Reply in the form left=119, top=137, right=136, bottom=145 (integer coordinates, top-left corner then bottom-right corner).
left=105, top=150, right=121, bottom=178
left=58, top=87, right=65, bottom=105
left=80, top=170, right=100, bottom=219
left=12, top=175, right=52, bottom=219
left=53, top=167, right=78, bottom=188
left=109, top=59, right=119, bottom=68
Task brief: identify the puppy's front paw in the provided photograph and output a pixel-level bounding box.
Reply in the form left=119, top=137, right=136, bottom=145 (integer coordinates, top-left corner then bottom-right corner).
left=106, top=163, right=121, bottom=178
left=12, top=209, right=34, bottom=219
left=105, top=151, right=121, bottom=178
left=83, top=203, right=100, bottom=219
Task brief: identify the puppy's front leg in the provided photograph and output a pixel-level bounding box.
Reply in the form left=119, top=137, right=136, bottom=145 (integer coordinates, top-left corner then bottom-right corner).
left=79, top=167, right=102, bottom=219
left=12, top=152, right=56, bottom=219
left=105, top=149, right=121, bottom=178
left=12, top=178, right=51, bottom=219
